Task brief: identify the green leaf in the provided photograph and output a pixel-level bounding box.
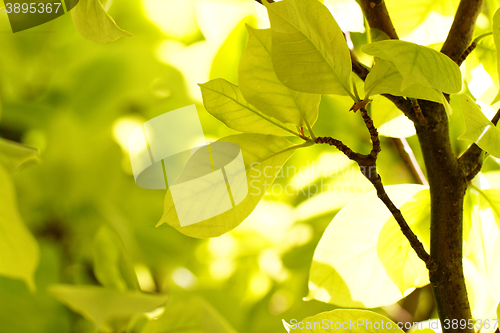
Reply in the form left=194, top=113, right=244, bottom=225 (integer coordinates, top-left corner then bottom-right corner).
left=365, top=59, right=444, bottom=103
left=210, top=17, right=254, bottom=84
left=0, top=138, right=40, bottom=174
left=264, top=0, right=353, bottom=96
left=71, top=0, right=132, bottom=43
left=307, top=184, right=427, bottom=308
left=141, top=296, right=237, bottom=333
left=378, top=189, right=430, bottom=295
left=492, top=8, right=500, bottom=104
left=49, top=285, right=168, bottom=332
left=463, top=257, right=498, bottom=321
left=239, top=26, right=321, bottom=128
left=459, top=94, right=500, bottom=158
left=384, top=0, right=456, bottom=37
left=289, top=309, right=404, bottom=332
left=199, top=78, right=300, bottom=137
left=464, top=187, right=500, bottom=301
left=0, top=162, right=39, bottom=292
left=362, top=40, right=462, bottom=94
left=370, top=96, right=416, bottom=138
left=93, top=225, right=140, bottom=291
left=157, top=133, right=296, bottom=238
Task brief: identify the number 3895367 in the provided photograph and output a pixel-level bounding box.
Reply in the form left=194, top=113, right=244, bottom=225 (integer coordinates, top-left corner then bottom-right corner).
left=5, top=2, right=62, bottom=14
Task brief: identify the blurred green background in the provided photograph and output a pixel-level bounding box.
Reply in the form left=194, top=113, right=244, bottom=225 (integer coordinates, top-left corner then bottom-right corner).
left=0, top=0, right=499, bottom=332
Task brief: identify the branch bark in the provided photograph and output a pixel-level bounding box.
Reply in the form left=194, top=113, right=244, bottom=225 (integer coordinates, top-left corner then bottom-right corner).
left=413, top=100, right=473, bottom=333
left=358, top=0, right=398, bottom=39
left=316, top=107, right=433, bottom=268
left=441, top=0, right=484, bottom=62
left=359, top=0, right=484, bottom=331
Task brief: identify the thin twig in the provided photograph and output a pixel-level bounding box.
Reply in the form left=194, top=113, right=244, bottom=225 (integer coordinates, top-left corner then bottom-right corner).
left=316, top=108, right=433, bottom=268
left=440, top=0, right=484, bottom=62
left=457, top=41, right=477, bottom=67
left=392, top=138, right=429, bottom=186
left=258, top=0, right=432, bottom=266
left=359, top=108, right=381, bottom=158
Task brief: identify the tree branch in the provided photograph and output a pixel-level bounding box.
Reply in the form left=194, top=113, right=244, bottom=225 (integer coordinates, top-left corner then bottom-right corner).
left=351, top=50, right=370, bottom=81
left=359, top=0, right=398, bottom=39
left=353, top=3, right=426, bottom=184
left=457, top=41, right=478, bottom=67
left=316, top=107, right=433, bottom=268
left=440, top=0, right=484, bottom=62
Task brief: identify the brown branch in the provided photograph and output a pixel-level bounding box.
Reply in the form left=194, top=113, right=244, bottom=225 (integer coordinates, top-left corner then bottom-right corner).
left=440, top=0, right=484, bottom=62
left=316, top=107, right=433, bottom=268
left=315, top=136, right=365, bottom=162
left=411, top=99, right=428, bottom=128
left=260, top=0, right=432, bottom=267
left=359, top=108, right=381, bottom=158
left=359, top=0, right=398, bottom=39
left=369, top=170, right=434, bottom=268
left=351, top=50, right=370, bottom=81
left=457, top=41, right=478, bottom=67
left=458, top=108, right=500, bottom=180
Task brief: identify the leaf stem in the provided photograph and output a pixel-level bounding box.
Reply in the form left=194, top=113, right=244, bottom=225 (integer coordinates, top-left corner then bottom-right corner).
left=303, top=117, right=316, bottom=142
left=352, top=77, right=361, bottom=102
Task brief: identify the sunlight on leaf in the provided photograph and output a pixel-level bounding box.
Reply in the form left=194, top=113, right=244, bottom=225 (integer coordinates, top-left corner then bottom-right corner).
left=459, top=94, right=500, bottom=158
left=239, top=26, right=320, bottom=128
left=307, top=184, right=427, bottom=308
left=0, top=162, right=39, bottom=292
left=364, top=58, right=444, bottom=103
left=378, top=189, right=430, bottom=295
left=463, top=258, right=498, bottom=322
left=370, top=96, right=416, bottom=138
left=464, top=187, right=500, bottom=302
left=401, top=11, right=453, bottom=46
left=199, top=78, right=299, bottom=136
left=158, top=133, right=296, bottom=238
left=72, top=0, right=132, bottom=43
left=363, top=40, right=461, bottom=94
left=385, top=0, right=455, bottom=37
left=211, top=18, right=255, bottom=85
left=264, top=0, right=352, bottom=96
left=292, top=309, right=404, bottom=332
